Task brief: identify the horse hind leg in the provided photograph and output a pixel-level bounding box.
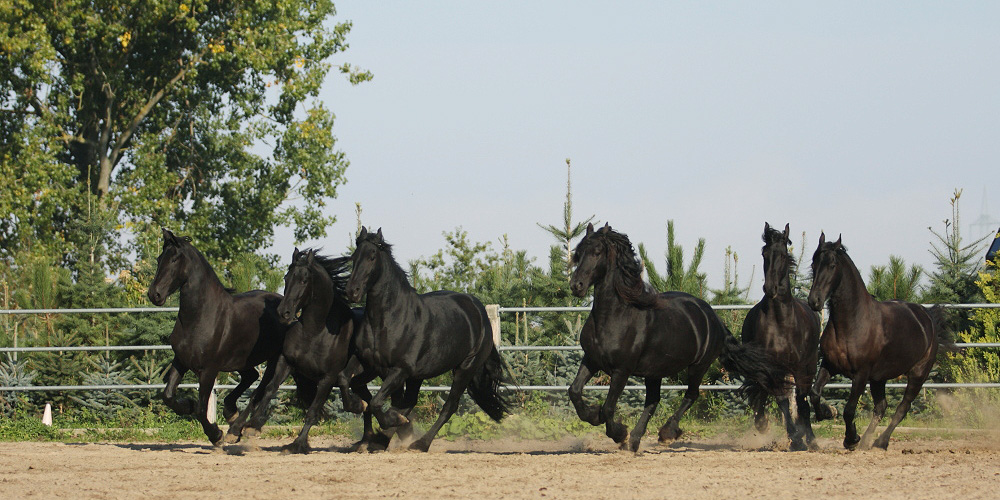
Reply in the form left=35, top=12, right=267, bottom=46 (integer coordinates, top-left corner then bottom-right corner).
left=283, top=376, right=338, bottom=455
left=223, top=367, right=259, bottom=424
left=872, top=374, right=926, bottom=450
left=627, top=378, right=661, bottom=453
left=409, top=369, right=476, bottom=452
left=196, top=371, right=225, bottom=447
left=810, top=365, right=837, bottom=421
left=659, top=364, right=710, bottom=442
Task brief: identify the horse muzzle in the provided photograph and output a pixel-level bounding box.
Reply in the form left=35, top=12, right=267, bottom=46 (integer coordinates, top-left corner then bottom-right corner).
left=147, top=289, right=166, bottom=306
left=569, top=281, right=588, bottom=297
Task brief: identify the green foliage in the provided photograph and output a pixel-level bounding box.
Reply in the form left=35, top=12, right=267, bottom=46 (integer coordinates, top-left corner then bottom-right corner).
left=536, top=159, right=596, bottom=275
left=867, top=255, right=924, bottom=301
left=0, top=354, right=38, bottom=418
left=639, top=220, right=707, bottom=299
left=68, top=355, right=140, bottom=421
left=1, top=0, right=370, bottom=267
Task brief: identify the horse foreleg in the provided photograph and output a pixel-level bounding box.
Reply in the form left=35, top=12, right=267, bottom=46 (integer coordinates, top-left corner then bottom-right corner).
left=568, top=357, right=602, bottom=426
left=777, top=394, right=805, bottom=451
left=409, top=371, right=474, bottom=452
left=222, top=367, right=259, bottom=424
left=370, top=367, right=410, bottom=430
left=283, top=375, right=337, bottom=455
left=162, top=359, right=194, bottom=415
left=842, top=376, right=868, bottom=450
left=794, top=374, right=817, bottom=449
left=859, top=380, right=888, bottom=450
left=627, top=378, right=661, bottom=452
left=338, top=357, right=367, bottom=414
left=659, top=364, right=710, bottom=442
left=872, top=375, right=926, bottom=450
left=196, top=371, right=225, bottom=447
left=600, top=370, right=630, bottom=445
left=392, top=380, right=421, bottom=444
left=810, top=365, right=837, bottom=421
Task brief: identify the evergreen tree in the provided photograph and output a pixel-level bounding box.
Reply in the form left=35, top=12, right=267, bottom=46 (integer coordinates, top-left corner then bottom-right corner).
left=638, top=220, right=707, bottom=299
left=926, top=190, right=990, bottom=332
left=867, top=256, right=924, bottom=302
left=537, top=159, right=596, bottom=276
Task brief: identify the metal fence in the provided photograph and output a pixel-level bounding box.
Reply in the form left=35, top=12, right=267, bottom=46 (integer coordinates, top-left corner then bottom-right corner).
left=2, top=304, right=999, bottom=392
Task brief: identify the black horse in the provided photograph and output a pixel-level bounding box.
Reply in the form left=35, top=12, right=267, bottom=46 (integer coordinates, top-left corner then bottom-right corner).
left=147, top=228, right=289, bottom=446
left=808, top=233, right=953, bottom=450
left=225, top=248, right=366, bottom=453
left=345, top=227, right=511, bottom=452
left=741, top=223, right=824, bottom=451
left=568, top=223, right=788, bottom=452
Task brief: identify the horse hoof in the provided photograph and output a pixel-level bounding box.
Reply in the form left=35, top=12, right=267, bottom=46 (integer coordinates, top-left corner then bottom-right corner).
left=815, top=403, right=837, bottom=422
left=408, top=439, right=431, bottom=452
left=788, top=440, right=808, bottom=452
left=658, top=426, right=682, bottom=443
left=844, top=436, right=860, bottom=451
left=223, top=432, right=242, bottom=444
left=873, top=438, right=890, bottom=450
left=282, top=441, right=310, bottom=455
left=243, top=427, right=261, bottom=439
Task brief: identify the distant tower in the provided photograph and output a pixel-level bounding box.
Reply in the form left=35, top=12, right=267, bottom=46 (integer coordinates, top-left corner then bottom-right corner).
left=970, top=187, right=1000, bottom=239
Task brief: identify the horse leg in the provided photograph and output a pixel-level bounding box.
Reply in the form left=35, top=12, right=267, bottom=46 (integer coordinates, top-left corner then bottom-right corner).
left=752, top=394, right=770, bottom=433
left=810, top=365, right=837, bottom=421
left=842, top=376, right=868, bottom=450
left=568, top=357, right=603, bottom=426
left=600, top=370, right=630, bottom=446
left=409, top=370, right=474, bottom=452
left=222, top=367, right=258, bottom=425
left=794, top=374, right=817, bottom=450
left=627, top=378, right=661, bottom=453
left=196, top=370, right=225, bottom=447
left=859, top=380, right=888, bottom=450
left=227, top=356, right=291, bottom=443
left=659, top=364, right=710, bottom=442
left=370, top=367, right=410, bottom=430
left=777, top=393, right=805, bottom=451
left=392, top=380, right=421, bottom=445
left=348, top=370, right=391, bottom=452
left=872, top=375, right=926, bottom=450
left=337, top=358, right=367, bottom=414
left=162, top=359, right=195, bottom=415
left=283, top=375, right=337, bottom=455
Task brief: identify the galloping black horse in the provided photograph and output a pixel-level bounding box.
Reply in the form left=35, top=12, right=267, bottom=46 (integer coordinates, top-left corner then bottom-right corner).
left=568, top=223, right=788, bottom=452
left=345, top=227, right=511, bottom=452
left=225, top=248, right=366, bottom=453
left=808, top=233, right=953, bottom=450
left=147, top=229, right=290, bottom=446
left=741, top=223, right=824, bottom=451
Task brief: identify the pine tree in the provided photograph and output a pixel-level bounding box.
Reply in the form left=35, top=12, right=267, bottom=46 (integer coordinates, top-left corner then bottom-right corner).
left=638, top=220, right=707, bottom=299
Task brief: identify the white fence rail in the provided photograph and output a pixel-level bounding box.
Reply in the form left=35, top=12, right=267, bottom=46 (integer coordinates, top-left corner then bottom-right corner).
left=2, top=304, right=999, bottom=392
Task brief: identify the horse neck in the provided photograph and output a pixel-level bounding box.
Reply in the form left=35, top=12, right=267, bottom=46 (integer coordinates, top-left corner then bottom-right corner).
left=591, top=271, right=633, bottom=319
left=364, top=254, right=418, bottom=323
left=178, top=249, right=231, bottom=317
left=828, top=252, right=876, bottom=323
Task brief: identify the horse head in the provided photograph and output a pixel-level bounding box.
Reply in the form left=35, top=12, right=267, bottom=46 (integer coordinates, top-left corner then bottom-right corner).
left=807, top=232, right=844, bottom=311
left=761, top=222, right=794, bottom=300
left=570, top=223, right=612, bottom=297
left=346, top=226, right=385, bottom=302
left=147, top=228, right=193, bottom=306
left=277, top=248, right=317, bottom=325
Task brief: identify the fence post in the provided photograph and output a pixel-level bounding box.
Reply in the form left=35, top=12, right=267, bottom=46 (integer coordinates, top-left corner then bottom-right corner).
left=486, top=304, right=500, bottom=347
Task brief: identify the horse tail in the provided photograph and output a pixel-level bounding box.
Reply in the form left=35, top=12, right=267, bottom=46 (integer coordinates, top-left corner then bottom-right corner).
left=928, top=304, right=962, bottom=354
left=290, top=370, right=318, bottom=409
left=467, top=346, right=513, bottom=422
left=718, top=332, right=789, bottom=407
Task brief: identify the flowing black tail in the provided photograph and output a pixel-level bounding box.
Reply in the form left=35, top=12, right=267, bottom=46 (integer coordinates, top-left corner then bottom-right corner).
left=928, top=304, right=962, bottom=354
left=467, top=346, right=513, bottom=422
left=718, top=334, right=790, bottom=410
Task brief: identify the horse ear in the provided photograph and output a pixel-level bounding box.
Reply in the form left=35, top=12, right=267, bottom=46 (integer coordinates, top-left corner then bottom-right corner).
left=586, top=223, right=594, bottom=235
left=819, top=232, right=826, bottom=245
left=783, top=223, right=790, bottom=242
left=359, top=226, right=368, bottom=239
left=375, top=227, right=384, bottom=244
left=600, top=222, right=610, bottom=233
left=162, top=227, right=178, bottom=246
left=292, top=247, right=301, bottom=260
left=306, top=250, right=316, bottom=265
left=835, top=234, right=842, bottom=248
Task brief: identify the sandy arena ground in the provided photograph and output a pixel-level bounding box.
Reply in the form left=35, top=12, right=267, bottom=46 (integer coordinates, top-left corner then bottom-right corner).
left=1, top=432, right=998, bottom=499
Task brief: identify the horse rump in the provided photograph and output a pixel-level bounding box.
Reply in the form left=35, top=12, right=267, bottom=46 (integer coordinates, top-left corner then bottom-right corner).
left=466, top=347, right=513, bottom=422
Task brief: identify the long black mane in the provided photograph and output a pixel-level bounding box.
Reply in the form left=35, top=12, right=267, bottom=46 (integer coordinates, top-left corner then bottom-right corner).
left=356, top=232, right=415, bottom=292
left=574, top=227, right=657, bottom=308
left=295, top=248, right=352, bottom=309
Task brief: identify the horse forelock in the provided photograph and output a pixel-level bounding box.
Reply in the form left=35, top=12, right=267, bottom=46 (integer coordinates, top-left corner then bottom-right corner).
left=763, top=228, right=797, bottom=275
left=293, top=248, right=351, bottom=304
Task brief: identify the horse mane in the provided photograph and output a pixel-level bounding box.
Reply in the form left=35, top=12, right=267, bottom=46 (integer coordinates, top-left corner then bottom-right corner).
left=358, top=232, right=415, bottom=292
left=576, top=228, right=658, bottom=308
left=297, top=248, right=352, bottom=307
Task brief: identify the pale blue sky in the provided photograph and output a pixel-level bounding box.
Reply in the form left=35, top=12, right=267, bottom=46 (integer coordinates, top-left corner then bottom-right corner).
left=271, top=1, right=1000, bottom=295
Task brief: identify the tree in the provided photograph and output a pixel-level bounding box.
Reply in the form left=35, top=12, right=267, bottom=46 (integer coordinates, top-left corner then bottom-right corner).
left=1, top=0, right=371, bottom=265
left=537, top=159, right=595, bottom=276
left=926, top=189, right=990, bottom=332
left=867, top=255, right=923, bottom=302
left=638, top=220, right=707, bottom=299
